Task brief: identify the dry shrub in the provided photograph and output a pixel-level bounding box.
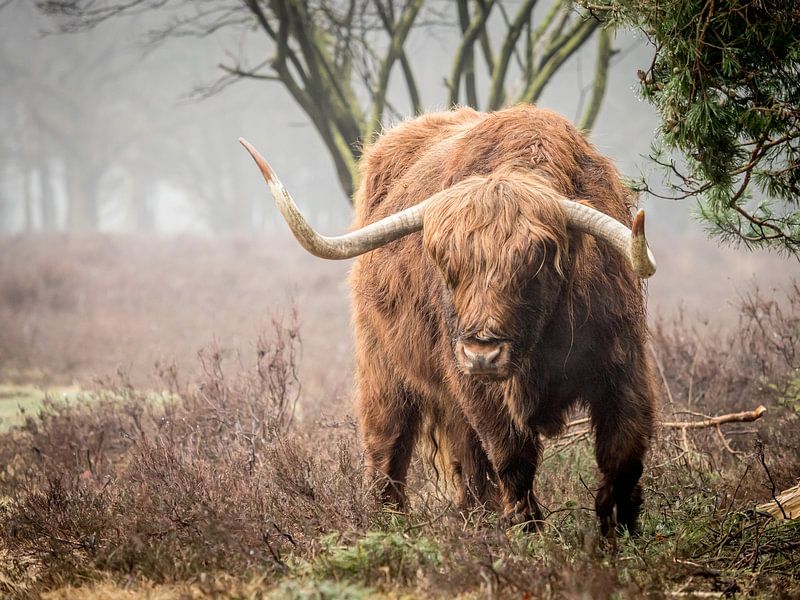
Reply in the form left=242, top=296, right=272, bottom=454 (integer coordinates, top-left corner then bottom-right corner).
left=0, top=314, right=372, bottom=596
left=651, top=284, right=800, bottom=485
left=0, top=234, right=352, bottom=398
left=1, top=288, right=800, bottom=598
left=0, top=254, right=81, bottom=313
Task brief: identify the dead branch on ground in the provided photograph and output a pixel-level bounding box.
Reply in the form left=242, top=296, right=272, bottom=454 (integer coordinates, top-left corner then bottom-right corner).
left=545, top=405, right=767, bottom=460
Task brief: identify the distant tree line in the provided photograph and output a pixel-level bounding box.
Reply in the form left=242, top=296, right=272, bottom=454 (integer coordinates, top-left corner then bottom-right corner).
left=0, top=3, right=263, bottom=232
left=34, top=0, right=614, bottom=201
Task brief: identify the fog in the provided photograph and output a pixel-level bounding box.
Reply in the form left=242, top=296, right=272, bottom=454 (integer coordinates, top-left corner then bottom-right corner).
left=1, top=1, right=798, bottom=332
left=2, top=1, right=671, bottom=233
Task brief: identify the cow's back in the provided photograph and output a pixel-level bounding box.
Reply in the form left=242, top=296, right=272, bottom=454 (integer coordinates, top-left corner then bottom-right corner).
left=353, top=107, right=485, bottom=225
left=354, top=104, right=634, bottom=228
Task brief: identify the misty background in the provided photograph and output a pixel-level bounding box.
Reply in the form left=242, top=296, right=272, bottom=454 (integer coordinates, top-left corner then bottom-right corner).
left=1, top=1, right=699, bottom=233
left=1, top=1, right=799, bottom=392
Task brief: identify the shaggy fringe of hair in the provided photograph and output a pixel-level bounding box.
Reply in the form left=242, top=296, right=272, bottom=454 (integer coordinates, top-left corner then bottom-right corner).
left=423, top=168, right=570, bottom=284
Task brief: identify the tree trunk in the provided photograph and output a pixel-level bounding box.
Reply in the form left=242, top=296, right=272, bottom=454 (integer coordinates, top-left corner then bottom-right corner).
left=131, top=176, right=155, bottom=232
left=65, top=159, right=100, bottom=230
left=0, top=164, right=7, bottom=232
left=39, top=158, right=57, bottom=230
left=24, top=165, right=34, bottom=232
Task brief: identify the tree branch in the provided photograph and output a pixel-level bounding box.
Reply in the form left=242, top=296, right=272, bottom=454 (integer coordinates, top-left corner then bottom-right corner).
left=577, top=26, right=612, bottom=131
left=365, top=0, right=423, bottom=141
left=447, top=0, right=495, bottom=107
left=661, top=405, right=766, bottom=429
left=552, top=405, right=767, bottom=461
left=266, top=0, right=358, bottom=197
left=529, top=0, right=565, bottom=69
left=245, top=0, right=310, bottom=87
left=376, top=1, right=421, bottom=114
left=284, top=0, right=364, bottom=144
left=563, top=405, right=766, bottom=430
left=519, top=15, right=598, bottom=104
left=487, top=0, right=537, bottom=110
left=456, top=0, right=478, bottom=107
left=477, top=2, right=496, bottom=74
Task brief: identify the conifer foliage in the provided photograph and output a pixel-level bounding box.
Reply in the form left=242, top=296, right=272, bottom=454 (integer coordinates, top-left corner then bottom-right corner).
left=593, top=0, right=800, bottom=251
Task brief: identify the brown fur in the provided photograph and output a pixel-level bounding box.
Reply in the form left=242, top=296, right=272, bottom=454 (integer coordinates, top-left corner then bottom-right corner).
left=350, top=104, right=656, bottom=535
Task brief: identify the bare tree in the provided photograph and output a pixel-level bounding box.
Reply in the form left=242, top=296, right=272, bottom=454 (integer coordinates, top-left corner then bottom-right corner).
left=38, top=0, right=614, bottom=201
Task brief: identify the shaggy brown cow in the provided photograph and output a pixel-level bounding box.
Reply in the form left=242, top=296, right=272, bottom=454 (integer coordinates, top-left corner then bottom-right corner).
left=240, top=104, right=658, bottom=535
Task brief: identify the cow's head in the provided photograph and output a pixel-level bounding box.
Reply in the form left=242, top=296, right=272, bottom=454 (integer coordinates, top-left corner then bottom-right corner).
left=239, top=139, right=656, bottom=379
left=421, top=171, right=571, bottom=378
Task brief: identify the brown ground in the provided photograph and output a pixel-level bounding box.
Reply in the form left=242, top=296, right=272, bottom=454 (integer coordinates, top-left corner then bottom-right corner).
left=0, top=234, right=352, bottom=406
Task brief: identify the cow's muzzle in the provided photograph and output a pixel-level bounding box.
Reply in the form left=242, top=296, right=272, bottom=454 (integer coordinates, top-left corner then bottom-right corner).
left=456, top=338, right=512, bottom=378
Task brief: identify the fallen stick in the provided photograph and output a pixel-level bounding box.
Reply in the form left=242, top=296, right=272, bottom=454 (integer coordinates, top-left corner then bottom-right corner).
left=564, top=405, right=767, bottom=430
left=758, top=481, right=800, bottom=520
left=661, top=405, right=766, bottom=429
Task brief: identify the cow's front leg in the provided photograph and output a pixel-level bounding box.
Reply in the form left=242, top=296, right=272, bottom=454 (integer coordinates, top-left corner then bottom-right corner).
left=494, top=433, right=543, bottom=529
left=457, top=391, right=543, bottom=529
left=356, top=356, right=421, bottom=509
left=446, top=419, right=498, bottom=510
left=590, top=379, right=654, bottom=537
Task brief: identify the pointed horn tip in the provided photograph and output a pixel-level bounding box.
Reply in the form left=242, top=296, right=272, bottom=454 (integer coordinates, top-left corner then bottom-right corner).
left=632, top=209, right=646, bottom=237
left=238, top=137, right=274, bottom=182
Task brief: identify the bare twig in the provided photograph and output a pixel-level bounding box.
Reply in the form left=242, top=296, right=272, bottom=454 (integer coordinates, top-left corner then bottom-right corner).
left=756, top=440, right=788, bottom=520
left=562, top=406, right=766, bottom=431
left=556, top=406, right=766, bottom=459
left=661, top=405, right=766, bottom=429
left=650, top=342, right=676, bottom=407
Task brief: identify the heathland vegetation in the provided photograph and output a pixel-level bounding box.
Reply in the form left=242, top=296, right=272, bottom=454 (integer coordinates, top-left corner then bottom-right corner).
left=0, top=235, right=798, bottom=598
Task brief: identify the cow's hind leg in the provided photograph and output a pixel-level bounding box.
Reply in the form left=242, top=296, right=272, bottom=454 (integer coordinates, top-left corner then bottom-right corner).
left=590, top=380, right=654, bottom=537
left=358, top=372, right=420, bottom=510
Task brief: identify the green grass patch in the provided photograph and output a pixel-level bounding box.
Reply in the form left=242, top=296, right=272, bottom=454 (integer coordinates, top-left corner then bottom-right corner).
left=0, top=384, right=179, bottom=431
left=0, top=384, right=82, bottom=430
left=269, top=579, right=376, bottom=600
left=305, top=531, right=441, bottom=587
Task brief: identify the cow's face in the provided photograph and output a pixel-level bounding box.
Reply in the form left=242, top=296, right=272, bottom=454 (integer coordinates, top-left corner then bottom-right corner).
left=423, top=174, right=570, bottom=379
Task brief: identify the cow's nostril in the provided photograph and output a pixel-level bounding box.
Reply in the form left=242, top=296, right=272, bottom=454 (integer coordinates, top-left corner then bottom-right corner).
left=462, top=345, right=479, bottom=362
left=484, top=346, right=501, bottom=364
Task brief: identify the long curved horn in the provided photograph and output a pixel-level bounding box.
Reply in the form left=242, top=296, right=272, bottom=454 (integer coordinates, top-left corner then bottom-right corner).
left=239, top=138, right=427, bottom=259
left=558, top=200, right=657, bottom=278
left=241, top=138, right=656, bottom=276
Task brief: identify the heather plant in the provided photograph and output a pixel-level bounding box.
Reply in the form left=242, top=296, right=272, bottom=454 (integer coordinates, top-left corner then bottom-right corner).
left=1, top=289, right=799, bottom=598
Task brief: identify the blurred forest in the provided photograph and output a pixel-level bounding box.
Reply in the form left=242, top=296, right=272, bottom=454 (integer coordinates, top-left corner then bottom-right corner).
left=1, top=4, right=799, bottom=599
left=0, top=1, right=796, bottom=355
left=1, top=0, right=660, bottom=234
left=1, top=2, right=274, bottom=233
